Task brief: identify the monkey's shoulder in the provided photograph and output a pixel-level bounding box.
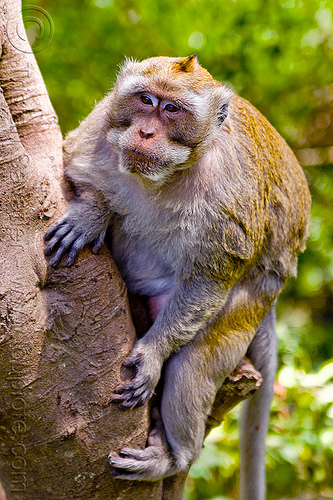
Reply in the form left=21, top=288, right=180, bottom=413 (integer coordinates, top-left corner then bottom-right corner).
left=228, top=94, right=300, bottom=172
left=63, top=93, right=114, bottom=163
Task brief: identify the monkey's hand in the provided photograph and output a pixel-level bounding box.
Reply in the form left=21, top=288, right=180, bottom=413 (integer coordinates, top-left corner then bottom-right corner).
left=44, top=200, right=111, bottom=267
left=110, top=341, right=163, bottom=409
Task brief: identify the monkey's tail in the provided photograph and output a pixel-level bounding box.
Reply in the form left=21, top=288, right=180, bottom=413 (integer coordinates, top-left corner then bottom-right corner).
left=239, top=307, right=277, bottom=500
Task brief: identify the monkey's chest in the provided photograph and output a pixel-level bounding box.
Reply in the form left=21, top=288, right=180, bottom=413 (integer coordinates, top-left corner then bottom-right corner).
left=110, top=191, right=205, bottom=295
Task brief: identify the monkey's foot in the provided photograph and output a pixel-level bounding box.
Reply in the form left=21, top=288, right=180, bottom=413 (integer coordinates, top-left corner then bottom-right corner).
left=109, top=418, right=178, bottom=481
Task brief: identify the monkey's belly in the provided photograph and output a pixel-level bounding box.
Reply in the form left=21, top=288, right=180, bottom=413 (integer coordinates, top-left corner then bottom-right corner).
left=111, top=233, right=174, bottom=296
left=147, top=293, right=170, bottom=322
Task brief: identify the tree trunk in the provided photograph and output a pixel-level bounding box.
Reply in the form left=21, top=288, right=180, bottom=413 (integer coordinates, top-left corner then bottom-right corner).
left=0, top=2, right=262, bottom=499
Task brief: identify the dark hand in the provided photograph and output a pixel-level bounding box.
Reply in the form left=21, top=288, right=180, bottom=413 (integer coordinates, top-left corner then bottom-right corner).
left=44, top=202, right=108, bottom=266
left=110, top=342, right=163, bottom=409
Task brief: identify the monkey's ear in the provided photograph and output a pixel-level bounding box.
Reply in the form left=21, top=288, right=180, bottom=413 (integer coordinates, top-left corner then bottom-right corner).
left=174, top=54, right=198, bottom=73
left=216, top=87, right=233, bottom=125
left=217, top=103, right=229, bottom=125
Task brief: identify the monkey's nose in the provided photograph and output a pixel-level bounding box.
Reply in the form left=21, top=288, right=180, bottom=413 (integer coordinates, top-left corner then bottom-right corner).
left=139, top=129, right=155, bottom=139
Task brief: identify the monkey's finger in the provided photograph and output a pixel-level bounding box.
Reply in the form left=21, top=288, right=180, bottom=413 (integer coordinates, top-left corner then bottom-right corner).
left=109, top=451, right=131, bottom=461
left=109, top=394, right=124, bottom=404
left=44, top=222, right=73, bottom=256
left=109, top=448, right=151, bottom=463
left=122, top=354, right=142, bottom=368
left=65, top=235, right=88, bottom=266
left=109, top=453, right=143, bottom=479
left=110, top=391, right=147, bottom=408
left=44, top=217, right=70, bottom=242
left=118, top=396, right=148, bottom=409
left=122, top=359, right=136, bottom=368
left=118, top=377, right=151, bottom=403
left=111, top=385, right=136, bottom=396
left=112, top=382, right=132, bottom=395
left=112, top=467, right=146, bottom=481
left=109, top=449, right=151, bottom=463
left=44, top=223, right=61, bottom=242
left=117, top=385, right=152, bottom=408
left=48, top=229, right=82, bottom=267
left=91, top=230, right=106, bottom=254
left=110, top=383, right=153, bottom=409
left=109, top=448, right=161, bottom=479
left=112, top=376, right=149, bottom=395
left=117, top=392, right=149, bottom=409
left=109, top=394, right=144, bottom=410
left=112, top=468, right=141, bottom=480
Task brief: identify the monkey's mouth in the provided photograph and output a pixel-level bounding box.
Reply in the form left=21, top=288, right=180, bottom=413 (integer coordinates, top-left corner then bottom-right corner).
left=125, top=148, right=162, bottom=164
left=122, top=148, right=166, bottom=175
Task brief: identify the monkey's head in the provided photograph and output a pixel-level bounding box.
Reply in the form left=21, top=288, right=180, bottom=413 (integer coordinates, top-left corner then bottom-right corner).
left=106, top=55, right=233, bottom=183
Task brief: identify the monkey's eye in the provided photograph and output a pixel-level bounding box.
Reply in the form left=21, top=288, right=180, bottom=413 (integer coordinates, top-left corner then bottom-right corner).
left=140, top=93, right=159, bottom=107
left=141, top=95, right=153, bottom=105
left=162, top=101, right=180, bottom=113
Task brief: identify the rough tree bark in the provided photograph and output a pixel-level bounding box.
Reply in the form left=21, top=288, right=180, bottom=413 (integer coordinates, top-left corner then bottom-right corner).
left=0, top=2, right=262, bottom=499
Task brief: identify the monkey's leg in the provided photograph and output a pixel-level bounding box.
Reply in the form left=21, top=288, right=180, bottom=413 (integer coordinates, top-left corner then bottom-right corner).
left=239, top=307, right=277, bottom=500
left=109, top=338, right=217, bottom=481
left=110, top=270, right=285, bottom=482
left=109, top=322, right=255, bottom=481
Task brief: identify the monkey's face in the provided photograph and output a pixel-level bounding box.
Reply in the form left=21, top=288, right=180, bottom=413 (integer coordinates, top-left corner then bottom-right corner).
left=107, top=91, right=193, bottom=182
left=107, top=55, right=233, bottom=183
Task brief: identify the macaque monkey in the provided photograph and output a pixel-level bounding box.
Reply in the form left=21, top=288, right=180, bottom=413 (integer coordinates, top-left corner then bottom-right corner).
left=44, top=55, right=311, bottom=499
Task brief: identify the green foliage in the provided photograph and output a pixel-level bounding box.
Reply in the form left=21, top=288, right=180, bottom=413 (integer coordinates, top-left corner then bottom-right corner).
left=23, top=0, right=333, bottom=498
left=185, top=359, right=333, bottom=500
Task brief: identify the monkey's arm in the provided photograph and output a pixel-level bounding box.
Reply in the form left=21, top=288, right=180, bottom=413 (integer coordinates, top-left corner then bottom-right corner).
left=112, top=277, right=228, bottom=403
left=44, top=94, right=117, bottom=266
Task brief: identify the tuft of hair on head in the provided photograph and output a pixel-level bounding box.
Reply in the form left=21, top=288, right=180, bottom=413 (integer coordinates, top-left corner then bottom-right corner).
left=173, top=54, right=198, bottom=73
left=116, top=57, right=141, bottom=81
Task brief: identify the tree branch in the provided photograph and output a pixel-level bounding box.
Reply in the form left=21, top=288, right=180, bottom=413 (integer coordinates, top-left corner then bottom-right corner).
left=0, top=2, right=263, bottom=499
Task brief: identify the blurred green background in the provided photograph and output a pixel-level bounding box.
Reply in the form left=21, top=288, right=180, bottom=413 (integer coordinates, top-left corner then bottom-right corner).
left=23, top=0, right=333, bottom=498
